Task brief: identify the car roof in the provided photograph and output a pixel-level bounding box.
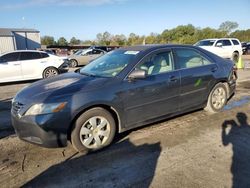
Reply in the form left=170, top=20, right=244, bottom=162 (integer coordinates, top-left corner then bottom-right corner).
left=4, top=50, right=46, bottom=54
left=200, top=38, right=240, bottom=41
left=120, top=44, right=195, bottom=52
left=0, top=50, right=48, bottom=57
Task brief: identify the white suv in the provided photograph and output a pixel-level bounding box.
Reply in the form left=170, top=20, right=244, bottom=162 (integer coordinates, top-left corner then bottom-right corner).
left=195, top=38, right=243, bottom=62
left=0, top=50, right=69, bottom=83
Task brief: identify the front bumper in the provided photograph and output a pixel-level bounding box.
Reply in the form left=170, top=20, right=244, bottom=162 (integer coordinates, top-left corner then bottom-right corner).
left=11, top=111, right=70, bottom=148
left=228, top=79, right=236, bottom=98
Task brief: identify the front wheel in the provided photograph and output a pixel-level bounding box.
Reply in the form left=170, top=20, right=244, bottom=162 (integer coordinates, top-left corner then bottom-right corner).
left=43, top=67, right=59, bottom=78
left=71, top=108, right=116, bottom=153
left=204, top=83, right=228, bottom=113
left=70, top=59, right=78, bottom=67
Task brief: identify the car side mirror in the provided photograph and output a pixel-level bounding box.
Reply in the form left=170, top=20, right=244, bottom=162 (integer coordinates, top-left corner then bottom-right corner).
left=128, top=69, right=147, bottom=80
left=216, top=42, right=223, bottom=47
left=74, top=68, right=80, bottom=73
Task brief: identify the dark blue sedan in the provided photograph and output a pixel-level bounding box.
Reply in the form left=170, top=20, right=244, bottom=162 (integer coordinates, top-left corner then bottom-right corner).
left=11, top=45, right=236, bottom=152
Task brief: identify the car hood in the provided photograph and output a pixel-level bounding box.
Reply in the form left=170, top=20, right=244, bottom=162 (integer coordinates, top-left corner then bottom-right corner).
left=14, top=72, right=110, bottom=104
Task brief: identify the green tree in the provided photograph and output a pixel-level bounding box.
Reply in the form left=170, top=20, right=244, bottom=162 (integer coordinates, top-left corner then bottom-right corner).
left=161, top=24, right=196, bottom=44
left=127, top=33, right=144, bottom=45
left=145, top=33, right=159, bottom=44
left=69, top=37, right=81, bottom=45
left=230, top=29, right=250, bottom=42
left=219, top=21, right=239, bottom=35
left=57, top=37, right=68, bottom=46
left=41, top=36, right=56, bottom=46
left=96, top=31, right=112, bottom=45
left=112, top=34, right=127, bottom=46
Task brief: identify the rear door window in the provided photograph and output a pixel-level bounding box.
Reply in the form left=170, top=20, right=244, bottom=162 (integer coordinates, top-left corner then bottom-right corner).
left=40, top=52, right=49, bottom=58
left=232, top=40, right=240, bottom=45
left=222, top=40, right=232, bottom=46
left=20, top=52, right=42, bottom=61
left=0, top=52, right=20, bottom=62
left=92, top=50, right=104, bottom=55
left=174, top=48, right=212, bottom=69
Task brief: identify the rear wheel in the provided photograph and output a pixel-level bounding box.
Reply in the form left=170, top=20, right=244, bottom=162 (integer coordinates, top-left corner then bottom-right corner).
left=70, top=59, right=78, bottom=67
left=205, top=83, right=227, bottom=113
left=43, top=67, right=59, bottom=78
left=71, top=107, right=116, bottom=153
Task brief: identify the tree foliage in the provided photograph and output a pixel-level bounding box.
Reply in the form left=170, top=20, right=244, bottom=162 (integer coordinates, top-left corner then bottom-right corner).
left=69, top=37, right=81, bottom=45
left=219, top=21, right=239, bottom=35
left=57, top=37, right=68, bottom=46
left=41, top=36, right=56, bottom=46
left=230, top=29, right=250, bottom=42
left=41, top=21, right=250, bottom=47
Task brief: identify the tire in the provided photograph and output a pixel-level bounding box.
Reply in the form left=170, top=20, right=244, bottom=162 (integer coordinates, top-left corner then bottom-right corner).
left=205, top=83, right=228, bottom=113
left=70, top=59, right=78, bottom=67
left=71, top=107, right=116, bottom=153
left=43, top=67, right=59, bottom=78
left=232, top=52, right=239, bottom=63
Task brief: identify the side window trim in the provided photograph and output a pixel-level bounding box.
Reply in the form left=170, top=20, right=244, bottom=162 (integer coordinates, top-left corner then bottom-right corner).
left=1, top=52, right=21, bottom=62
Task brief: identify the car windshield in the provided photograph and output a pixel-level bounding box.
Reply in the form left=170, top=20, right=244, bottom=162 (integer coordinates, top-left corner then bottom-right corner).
left=195, top=40, right=215, bottom=46
left=74, top=50, right=86, bottom=55
left=79, top=50, right=139, bottom=77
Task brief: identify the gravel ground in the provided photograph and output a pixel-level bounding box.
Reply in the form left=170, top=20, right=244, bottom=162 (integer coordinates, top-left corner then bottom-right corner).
left=0, top=68, right=250, bottom=188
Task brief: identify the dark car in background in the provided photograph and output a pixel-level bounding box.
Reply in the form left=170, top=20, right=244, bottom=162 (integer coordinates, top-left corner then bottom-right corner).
left=11, top=45, right=236, bottom=153
left=241, top=42, right=250, bottom=55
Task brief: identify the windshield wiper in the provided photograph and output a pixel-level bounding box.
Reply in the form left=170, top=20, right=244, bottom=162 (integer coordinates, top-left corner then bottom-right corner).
left=80, top=72, right=97, bottom=77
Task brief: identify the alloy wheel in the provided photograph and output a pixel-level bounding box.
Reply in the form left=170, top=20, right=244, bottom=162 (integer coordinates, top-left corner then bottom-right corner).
left=211, top=87, right=226, bottom=109
left=44, top=68, right=58, bottom=78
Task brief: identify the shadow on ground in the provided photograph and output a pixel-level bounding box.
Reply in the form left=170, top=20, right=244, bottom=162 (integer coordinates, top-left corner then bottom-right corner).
left=222, top=112, right=250, bottom=188
left=0, top=98, right=14, bottom=139
left=23, top=139, right=161, bottom=187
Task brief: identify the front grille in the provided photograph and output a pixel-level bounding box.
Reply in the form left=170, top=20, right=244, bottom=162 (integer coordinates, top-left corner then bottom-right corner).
left=12, top=102, right=24, bottom=116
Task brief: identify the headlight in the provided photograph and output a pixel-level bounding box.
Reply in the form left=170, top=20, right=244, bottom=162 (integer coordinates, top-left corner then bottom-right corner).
left=25, top=102, right=67, bottom=116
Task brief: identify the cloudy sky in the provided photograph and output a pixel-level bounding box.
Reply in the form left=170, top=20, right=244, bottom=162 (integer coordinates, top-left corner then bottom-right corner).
left=1, top=0, right=249, bottom=40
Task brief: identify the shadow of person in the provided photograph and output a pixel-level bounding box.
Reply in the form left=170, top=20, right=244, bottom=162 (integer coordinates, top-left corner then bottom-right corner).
left=222, top=112, right=250, bottom=188
left=23, top=139, right=161, bottom=188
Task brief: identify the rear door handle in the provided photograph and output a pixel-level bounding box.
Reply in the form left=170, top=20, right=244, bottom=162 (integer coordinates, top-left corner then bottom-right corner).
left=211, top=67, right=218, bottom=72
left=169, top=75, right=178, bottom=82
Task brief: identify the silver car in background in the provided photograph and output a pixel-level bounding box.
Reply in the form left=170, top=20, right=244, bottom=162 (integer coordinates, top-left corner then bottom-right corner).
left=68, top=48, right=106, bottom=67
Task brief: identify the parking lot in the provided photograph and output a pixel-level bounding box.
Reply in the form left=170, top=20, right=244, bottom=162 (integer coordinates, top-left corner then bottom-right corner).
left=1, top=59, right=250, bottom=187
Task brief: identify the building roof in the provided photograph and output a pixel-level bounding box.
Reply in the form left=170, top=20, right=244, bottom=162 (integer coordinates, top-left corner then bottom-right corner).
left=0, top=28, right=39, bottom=37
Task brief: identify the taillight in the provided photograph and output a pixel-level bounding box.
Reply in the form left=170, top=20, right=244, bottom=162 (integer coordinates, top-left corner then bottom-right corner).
left=233, top=64, right=238, bottom=80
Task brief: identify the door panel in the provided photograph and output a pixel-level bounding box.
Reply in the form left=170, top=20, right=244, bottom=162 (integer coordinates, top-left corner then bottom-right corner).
left=119, top=49, right=180, bottom=127
left=0, top=61, right=22, bottom=82
left=21, top=59, right=42, bottom=79
left=179, top=64, right=217, bottom=109
left=0, top=52, right=22, bottom=82
left=121, top=71, right=180, bottom=127
left=20, top=52, right=43, bottom=79
left=173, top=47, right=217, bottom=110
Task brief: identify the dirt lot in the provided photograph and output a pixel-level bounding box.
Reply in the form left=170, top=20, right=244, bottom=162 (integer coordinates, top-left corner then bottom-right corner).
left=0, top=70, right=250, bottom=187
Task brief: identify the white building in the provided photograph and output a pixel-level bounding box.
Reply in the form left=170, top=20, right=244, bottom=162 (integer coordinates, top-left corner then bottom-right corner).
left=0, top=28, right=41, bottom=54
